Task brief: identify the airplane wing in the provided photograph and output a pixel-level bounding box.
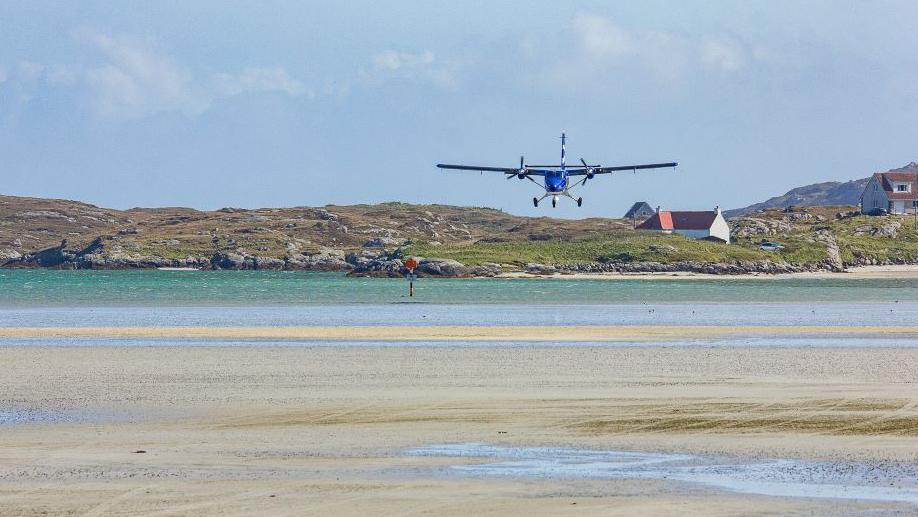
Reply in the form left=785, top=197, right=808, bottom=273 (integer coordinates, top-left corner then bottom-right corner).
left=437, top=164, right=547, bottom=176
left=567, top=162, right=678, bottom=176
left=527, top=164, right=600, bottom=168
left=437, top=164, right=518, bottom=173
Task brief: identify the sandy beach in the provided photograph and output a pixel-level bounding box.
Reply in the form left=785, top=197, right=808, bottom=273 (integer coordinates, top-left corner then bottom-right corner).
left=2, top=344, right=917, bottom=515
left=498, top=264, right=918, bottom=280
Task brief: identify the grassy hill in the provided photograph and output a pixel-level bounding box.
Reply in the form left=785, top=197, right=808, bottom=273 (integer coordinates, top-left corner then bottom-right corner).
left=1, top=194, right=916, bottom=273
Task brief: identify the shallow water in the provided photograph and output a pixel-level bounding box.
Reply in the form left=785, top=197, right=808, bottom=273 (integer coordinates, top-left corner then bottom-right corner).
left=0, top=407, right=124, bottom=425
left=2, top=302, right=917, bottom=328
left=407, top=443, right=918, bottom=504
left=2, top=270, right=918, bottom=307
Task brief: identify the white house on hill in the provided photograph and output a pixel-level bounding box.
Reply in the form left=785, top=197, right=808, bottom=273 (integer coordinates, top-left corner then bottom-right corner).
left=860, top=170, right=918, bottom=215
left=636, top=206, right=731, bottom=244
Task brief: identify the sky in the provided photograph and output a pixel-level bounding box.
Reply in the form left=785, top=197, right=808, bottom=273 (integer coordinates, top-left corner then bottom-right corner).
left=1, top=1, right=917, bottom=218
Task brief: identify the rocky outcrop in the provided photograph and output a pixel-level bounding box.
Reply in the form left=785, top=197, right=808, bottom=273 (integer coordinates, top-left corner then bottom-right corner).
left=730, top=217, right=794, bottom=239
left=852, top=221, right=900, bottom=238
left=875, top=221, right=900, bottom=238
left=814, top=229, right=843, bottom=271
left=525, top=263, right=557, bottom=275
left=285, top=247, right=351, bottom=270
left=416, top=258, right=466, bottom=276
left=363, top=237, right=405, bottom=248
left=347, top=252, right=501, bottom=277
left=0, top=248, right=22, bottom=266
left=19, top=240, right=69, bottom=267
left=550, top=260, right=817, bottom=275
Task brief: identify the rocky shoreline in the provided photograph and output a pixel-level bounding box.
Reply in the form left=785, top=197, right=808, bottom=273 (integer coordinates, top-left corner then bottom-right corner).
left=4, top=238, right=915, bottom=276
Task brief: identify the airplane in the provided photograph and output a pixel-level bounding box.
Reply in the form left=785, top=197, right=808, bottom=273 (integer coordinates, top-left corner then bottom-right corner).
left=437, top=132, right=677, bottom=208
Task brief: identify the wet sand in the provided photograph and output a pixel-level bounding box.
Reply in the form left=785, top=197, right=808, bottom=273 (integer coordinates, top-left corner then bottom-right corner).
left=1, top=345, right=917, bottom=515
left=2, top=324, right=917, bottom=341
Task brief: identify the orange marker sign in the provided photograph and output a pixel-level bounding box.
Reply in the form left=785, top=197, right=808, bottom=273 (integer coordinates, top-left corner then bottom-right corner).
left=404, top=258, right=418, bottom=297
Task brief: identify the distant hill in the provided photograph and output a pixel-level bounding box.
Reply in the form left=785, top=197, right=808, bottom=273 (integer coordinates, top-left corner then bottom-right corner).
left=0, top=194, right=632, bottom=269
left=724, top=178, right=869, bottom=218
left=1, top=191, right=916, bottom=273
left=726, top=162, right=918, bottom=218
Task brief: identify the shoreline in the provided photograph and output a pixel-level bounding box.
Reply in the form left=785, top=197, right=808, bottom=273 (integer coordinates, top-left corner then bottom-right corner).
left=3, top=324, right=917, bottom=341
left=495, top=264, right=918, bottom=280
left=4, top=264, right=918, bottom=280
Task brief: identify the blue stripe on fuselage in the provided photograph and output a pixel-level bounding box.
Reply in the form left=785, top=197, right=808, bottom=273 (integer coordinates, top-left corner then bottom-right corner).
left=545, top=172, right=566, bottom=192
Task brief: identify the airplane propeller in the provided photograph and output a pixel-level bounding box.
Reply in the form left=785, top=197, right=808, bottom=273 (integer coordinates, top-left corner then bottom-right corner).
left=507, top=155, right=527, bottom=180
left=580, top=158, right=596, bottom=182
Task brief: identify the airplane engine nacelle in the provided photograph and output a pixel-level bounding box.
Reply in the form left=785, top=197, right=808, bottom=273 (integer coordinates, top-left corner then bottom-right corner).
left=517, top=173, right=526, bottom=179
left=586, top=172, right=595, bottom=180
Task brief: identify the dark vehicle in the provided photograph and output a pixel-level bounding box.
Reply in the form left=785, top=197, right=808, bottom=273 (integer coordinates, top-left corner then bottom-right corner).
left=866, top=207, right=889, bottom=216
left=759, top=240, right=785, bottom=252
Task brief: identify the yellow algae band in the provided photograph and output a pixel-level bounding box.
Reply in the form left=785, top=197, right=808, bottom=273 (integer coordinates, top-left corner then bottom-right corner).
left=1, top=325, right=917, bottom=341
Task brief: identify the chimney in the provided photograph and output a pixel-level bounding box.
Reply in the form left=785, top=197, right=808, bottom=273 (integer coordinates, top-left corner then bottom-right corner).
left=715, top=205, right=721, bottom=214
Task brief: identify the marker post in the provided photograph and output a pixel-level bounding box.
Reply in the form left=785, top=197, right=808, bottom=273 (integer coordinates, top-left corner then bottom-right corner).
left=404, top=258, right=418, bottom=297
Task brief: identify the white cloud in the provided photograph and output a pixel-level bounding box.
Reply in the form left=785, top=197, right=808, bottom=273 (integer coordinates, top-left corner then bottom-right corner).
left=373, top=50, right=434, bottom=71
left=2, top=30, right=309, bottom=119
left=531, top=13, right=759, bottom=97
left=368, top=49, right=463, bottom=90
left=45, top=64, right=79, bottom=86
left=213, top=67, right=309, bottom=98
left=573, top=13, right=634, bottom=58
left=701, top=37, right=747, bottom=72
left=78, top=31, right=198, bottom=117
left=568, top=14, right=695, bottom=84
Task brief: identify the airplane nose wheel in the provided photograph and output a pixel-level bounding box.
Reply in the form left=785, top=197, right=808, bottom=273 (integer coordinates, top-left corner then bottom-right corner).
left=577, top=197, right=583, bottom=207
left=532, top=197, right=539, bottom=207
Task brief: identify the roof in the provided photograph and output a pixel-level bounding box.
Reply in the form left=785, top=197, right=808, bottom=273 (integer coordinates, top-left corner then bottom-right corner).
left=871, top=172, right=918, bottom=200
left=623, top=202, right=654, bottom=218
left=636, top=210, right=718, bottom=231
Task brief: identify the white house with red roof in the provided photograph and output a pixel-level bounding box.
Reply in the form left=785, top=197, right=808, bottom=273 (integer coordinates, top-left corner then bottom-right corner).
left=636, top=206, right=731, bottom=244
left=860, top=165, right=918, bottom=215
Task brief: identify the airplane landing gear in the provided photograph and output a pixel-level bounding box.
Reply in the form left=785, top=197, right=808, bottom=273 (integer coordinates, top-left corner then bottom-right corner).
left=577, top=197, right=583, bottom=207
left=533, top=197, right=539, bottom=207
left=551, top=197, right=557, bottom=208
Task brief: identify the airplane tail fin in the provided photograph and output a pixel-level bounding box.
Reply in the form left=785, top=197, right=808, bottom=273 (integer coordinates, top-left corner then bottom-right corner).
left=561, top=131, right=566, bottom=169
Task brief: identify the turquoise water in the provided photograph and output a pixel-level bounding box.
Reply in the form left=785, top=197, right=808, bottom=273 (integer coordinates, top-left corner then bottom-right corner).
left=2, top=270, right=916, bottom=344
left=2, top=269, right=917, bottom=306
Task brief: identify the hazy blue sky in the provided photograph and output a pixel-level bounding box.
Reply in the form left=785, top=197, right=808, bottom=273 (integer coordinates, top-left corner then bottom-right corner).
left=2, top=1, right=917, bottom=217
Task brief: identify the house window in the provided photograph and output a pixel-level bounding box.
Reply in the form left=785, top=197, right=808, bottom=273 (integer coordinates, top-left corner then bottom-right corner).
left=898, top=184, right=908, bottom=192
left=913, top=200, right=918, bottom=209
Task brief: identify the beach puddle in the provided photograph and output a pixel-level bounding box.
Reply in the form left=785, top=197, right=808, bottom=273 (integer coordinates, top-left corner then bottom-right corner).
left=407, top=443, right=918, bottom=504
left=0, top=407, right=125, bottom=425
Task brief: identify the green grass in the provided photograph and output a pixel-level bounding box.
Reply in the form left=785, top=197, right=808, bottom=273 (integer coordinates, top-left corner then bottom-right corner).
left=731, top=234, right=829, bottom=264
left=407, top=214, right=918, bottom=268
left=835, top=216, right=918, bottom=263
left=405, top=231, right=768, bottom=266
